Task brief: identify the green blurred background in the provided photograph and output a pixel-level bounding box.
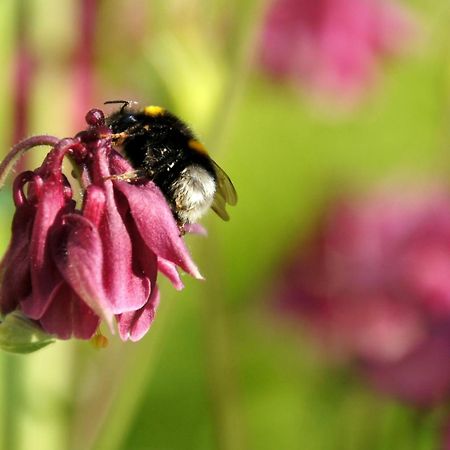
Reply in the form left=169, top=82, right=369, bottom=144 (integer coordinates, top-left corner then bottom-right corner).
left=0, top=0, right=448, bottom=449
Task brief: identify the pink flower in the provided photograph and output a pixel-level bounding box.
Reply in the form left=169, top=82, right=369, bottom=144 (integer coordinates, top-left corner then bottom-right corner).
left=274, top=186, right=450, bottom=406
left=0, top=109, right=202, bottom=344
left=259, top=0, right=416, bottom=105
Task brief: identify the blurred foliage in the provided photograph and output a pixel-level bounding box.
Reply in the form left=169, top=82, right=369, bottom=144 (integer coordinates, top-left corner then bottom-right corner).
left=0, top=0, right=448, bottom=449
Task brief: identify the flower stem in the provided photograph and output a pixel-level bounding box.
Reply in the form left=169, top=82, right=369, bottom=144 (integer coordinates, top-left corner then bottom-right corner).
left=69, top=301, right=175, bottom=450
left=198, top=238, right=248, bottom=450
left=206, top=0, right=269, bottom=148
left=0, top=135, right=59, bottom=190
left=197, top=2, right=267, bottom=449
left=2, top=355, right=23, bottom=450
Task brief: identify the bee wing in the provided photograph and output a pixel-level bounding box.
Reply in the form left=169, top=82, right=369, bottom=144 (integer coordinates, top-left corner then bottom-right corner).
left=211, top=160, right=237, bottom=221
left=212, top=191, right=230, bottom=221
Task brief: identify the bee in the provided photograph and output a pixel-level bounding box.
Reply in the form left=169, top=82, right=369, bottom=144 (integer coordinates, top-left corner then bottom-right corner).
left=105, top=101, right=237, bottom=229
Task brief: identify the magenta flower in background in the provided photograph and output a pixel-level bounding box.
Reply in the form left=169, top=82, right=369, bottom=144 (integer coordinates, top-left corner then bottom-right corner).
left=0, top=109, right=202, bottom=347
left=274, top=186, right=450, bottom=406
left=259, top=0, right=416, bottom=105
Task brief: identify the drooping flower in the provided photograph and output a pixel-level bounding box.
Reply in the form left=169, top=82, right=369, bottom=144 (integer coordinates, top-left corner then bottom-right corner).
left=259, top=0, right=417, bottom=106
left=274, top=185, right=450, bottom=406
left=0, top=108, right=202, bottom=348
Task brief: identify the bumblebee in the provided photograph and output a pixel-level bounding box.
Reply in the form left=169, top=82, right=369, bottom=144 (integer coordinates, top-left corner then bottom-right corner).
left=105, top=101, right=237, bottom=228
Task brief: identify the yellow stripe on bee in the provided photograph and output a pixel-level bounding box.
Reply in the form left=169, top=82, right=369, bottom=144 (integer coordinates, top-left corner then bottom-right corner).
left=188, top=139, right=209, bottom=155
left=144, top=105, right=164, bottom=116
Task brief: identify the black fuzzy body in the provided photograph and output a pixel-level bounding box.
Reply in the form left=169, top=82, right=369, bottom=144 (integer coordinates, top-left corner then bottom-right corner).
left=106, top=107, right=217, bottom=224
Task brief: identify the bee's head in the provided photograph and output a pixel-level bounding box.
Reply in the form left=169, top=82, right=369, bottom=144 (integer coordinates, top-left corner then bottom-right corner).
left=104, top=100, right=141, bottom=133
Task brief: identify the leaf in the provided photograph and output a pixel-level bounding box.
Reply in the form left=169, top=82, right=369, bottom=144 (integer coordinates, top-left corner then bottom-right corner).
left=0, top=311, right=55, bottom=354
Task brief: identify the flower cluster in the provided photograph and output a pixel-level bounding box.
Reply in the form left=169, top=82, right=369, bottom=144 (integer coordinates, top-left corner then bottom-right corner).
left=274, top=185, right=450, bottom=407
left=0, top=109, right=202, bottom=344
left=259, top=0, right=416, bottom=105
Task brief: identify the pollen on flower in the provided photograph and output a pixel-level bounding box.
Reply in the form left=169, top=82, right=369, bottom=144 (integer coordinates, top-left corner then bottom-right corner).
left=0, top=107, right=203, bottom=351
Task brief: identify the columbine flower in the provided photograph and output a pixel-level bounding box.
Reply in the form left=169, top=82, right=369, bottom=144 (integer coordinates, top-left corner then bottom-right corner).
left=274, top=185, right=450, bottom=406
left=0, top=108, right=202, bottom=349
left=259, top=0, right=416, bottom=106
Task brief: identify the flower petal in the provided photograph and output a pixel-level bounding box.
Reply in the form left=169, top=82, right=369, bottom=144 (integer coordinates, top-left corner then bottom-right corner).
left=184, top=223, right=208, bottom=236
left=115, top=207, right=159, bottom=342
left=114, top=180, right=202, bottom=279
left=117, top=286, right=160, bottom=342
left=39, top=282, right=100, bottom=340
left=0, top=204, right=34, bottom=313
left=158, top=257, right=184, bottom=290
left=99, top=179, right=150, bottom=314
left=22, top=178, right=68, bottom=319
left=51, top=213, right=114, bottom=330
left=123, top=207, right=158, bottom=286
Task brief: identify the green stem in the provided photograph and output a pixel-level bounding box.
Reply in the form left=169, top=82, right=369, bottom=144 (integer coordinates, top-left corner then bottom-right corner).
left=70, top=301, right=175, bottom=450
left=198, top=235, right=248, bottom=450
left=206, top=0, right=269, bottom=147
left=198, top=2, right=268, bottom=449
left=2, top=355, right=22, bottom=450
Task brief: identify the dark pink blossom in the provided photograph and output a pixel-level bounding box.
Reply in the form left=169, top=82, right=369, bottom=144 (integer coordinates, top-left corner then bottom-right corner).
left=0, top=108, right=202, bottom=345
left=259, top=0, right=416, bottom=105
left=274, top=186, right=450, bottom=406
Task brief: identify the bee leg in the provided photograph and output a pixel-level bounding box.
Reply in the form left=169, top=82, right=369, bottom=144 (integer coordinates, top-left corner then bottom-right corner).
left=99, top=131, right=130, bottom=145
left=104, top=170, right=144, bottom=182
left=102, top=122, right=149, bottom=142
left=178, top=224, right=186, bottom=237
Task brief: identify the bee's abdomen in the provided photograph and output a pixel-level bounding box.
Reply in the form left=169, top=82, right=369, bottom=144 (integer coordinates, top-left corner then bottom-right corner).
left=169, top=164, right=217, bottom=225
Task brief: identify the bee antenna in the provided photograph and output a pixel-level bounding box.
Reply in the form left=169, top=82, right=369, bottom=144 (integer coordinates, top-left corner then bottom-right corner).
left=104, top=100, right=131, bottom=113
